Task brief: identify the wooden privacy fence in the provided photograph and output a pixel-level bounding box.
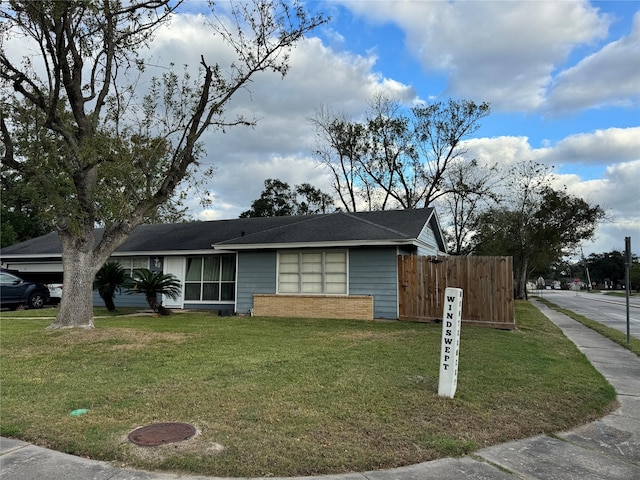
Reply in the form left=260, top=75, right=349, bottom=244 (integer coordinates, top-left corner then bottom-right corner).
left=398, top=255, right=514, bottom=329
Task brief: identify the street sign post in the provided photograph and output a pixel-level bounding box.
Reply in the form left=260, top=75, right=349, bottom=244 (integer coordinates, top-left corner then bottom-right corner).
left=625, top=236, right=631, bottom=345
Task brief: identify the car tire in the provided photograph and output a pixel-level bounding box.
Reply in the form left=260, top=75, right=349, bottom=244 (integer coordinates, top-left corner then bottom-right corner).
left=28, top=291, right=46, bottom=309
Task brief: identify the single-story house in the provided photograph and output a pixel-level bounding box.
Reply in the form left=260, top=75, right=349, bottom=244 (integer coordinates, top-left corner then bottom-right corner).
left=0, top=208, right=447, bottom=320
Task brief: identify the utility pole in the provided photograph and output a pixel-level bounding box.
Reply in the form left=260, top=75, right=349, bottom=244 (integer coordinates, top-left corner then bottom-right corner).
left=581, top=246, right=592, bottom=291
left=625, top=236, right=631, bottom=345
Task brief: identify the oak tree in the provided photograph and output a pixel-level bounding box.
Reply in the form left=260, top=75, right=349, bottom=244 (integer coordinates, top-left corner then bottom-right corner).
left=0, top=0, right=325, bottom=328
left=470, top=162, right=605, bottom=299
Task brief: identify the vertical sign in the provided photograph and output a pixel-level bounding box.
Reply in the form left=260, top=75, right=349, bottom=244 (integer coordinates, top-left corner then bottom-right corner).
left=438, top=287, right=463, bottom=398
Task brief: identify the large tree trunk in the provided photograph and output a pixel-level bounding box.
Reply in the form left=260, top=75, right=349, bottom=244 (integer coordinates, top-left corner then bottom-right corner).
left=514, top=257, right=529, bottom=300
left=49, top=232, right=101, bottom=329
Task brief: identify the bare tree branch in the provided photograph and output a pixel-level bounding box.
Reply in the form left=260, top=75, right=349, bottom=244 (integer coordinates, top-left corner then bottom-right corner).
left=1, top=0, right=326, bottom=328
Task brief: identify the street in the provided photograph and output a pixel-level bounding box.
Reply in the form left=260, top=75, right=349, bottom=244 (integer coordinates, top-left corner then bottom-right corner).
left=534, top=289, right=640, bottom=339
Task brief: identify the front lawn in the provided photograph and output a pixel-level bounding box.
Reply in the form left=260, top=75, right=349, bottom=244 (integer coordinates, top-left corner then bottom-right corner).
left=0, top=301, right=616, bottom=477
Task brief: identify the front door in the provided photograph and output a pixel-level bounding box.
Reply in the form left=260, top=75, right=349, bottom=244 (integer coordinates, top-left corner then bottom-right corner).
left=163, top=257, right=184, bottom=308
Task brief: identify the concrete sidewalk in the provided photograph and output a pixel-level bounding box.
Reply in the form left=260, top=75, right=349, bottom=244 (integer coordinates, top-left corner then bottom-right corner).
left=2, top=300, right=639, bottom=479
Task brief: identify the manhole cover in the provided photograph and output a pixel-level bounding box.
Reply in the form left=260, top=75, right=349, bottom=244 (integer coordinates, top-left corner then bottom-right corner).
left=128, top=422, right=196, bottom=446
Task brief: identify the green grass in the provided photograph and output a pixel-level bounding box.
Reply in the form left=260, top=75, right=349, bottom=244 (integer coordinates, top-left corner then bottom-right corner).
left=603, top=291, right=638, bottom=298
left=586, top=289, right=638, bottom=297
left=0, top=301, right=616, bottom=477
left=535, top=297, right=640, bottom=356
left=0, top=306, right=145, bottom=318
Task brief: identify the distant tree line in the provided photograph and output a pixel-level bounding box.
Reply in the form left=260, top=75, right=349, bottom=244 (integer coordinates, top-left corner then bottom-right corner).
left=542, top=251, right=639, bottom=291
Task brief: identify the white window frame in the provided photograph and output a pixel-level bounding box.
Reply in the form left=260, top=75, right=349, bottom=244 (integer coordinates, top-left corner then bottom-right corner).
left=111, top=257, right=149, bottom=275
left=184, top=254, right=236, bottom=303
left=277, top=250, right=348, bottom=295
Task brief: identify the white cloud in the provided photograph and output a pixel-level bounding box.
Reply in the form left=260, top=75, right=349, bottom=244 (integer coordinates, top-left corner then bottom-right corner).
left=537, top=127, right=640, bottom=165
left=561, top=161, right=640, bottom=216
left=545, top=11, right=640, bottom=115
left=464, top=126, right=640, bottom=171
left=198, top=154, right=333, bottom=220
left=462, top=135, right=539, bottom=169
left=336, top=0, right=611, bottom=112
left=193, top=152, right=318, bottom=220
left=559, top=160, right=640, bottom=255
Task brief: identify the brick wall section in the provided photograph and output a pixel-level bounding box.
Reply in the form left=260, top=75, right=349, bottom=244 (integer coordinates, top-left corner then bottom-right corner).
left=253, top=294, right=374, bottom=321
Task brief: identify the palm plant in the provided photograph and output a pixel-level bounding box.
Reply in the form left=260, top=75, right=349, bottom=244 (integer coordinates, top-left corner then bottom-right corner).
left=127, top=268, right=181, bottom=315
left=93, top=262, right=130, bottom=311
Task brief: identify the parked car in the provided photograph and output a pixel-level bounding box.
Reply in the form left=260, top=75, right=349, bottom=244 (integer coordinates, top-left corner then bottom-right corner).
left=0, top=270, right=50, bottom=310
left=47, top=283, right=63, bottom=304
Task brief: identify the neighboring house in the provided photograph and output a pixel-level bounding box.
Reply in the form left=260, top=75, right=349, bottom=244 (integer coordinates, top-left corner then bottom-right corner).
left=0, top=208, right=447, bottom=320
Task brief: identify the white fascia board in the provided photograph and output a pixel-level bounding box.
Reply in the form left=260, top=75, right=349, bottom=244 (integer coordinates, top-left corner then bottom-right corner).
left=0, top=253, right=63, bottom=259
left=1, top=249, right=220, bottom=261
left=431, top=212, right=448, bottom=254
left=212, top=239, right=419, bottom=251
left=415, top=210, right=448, bottom=256
left=3, top=262, right=64, bottom=273
left=415, top=211, right=436, bottom=246
left=110, top=250, right=216, bottom=257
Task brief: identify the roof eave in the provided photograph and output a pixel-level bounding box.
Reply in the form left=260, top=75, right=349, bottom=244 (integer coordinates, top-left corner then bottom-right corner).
left=111, top=249, right=217, bottom=256
left=0, top=253, right=63, bottom=260
left=1, top=248, right=220, bottom=260
left=212, top=239, right=420, bottom=251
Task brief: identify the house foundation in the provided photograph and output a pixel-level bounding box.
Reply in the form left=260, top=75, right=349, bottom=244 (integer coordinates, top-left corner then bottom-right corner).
left=253, top=294, right=374, bottom=321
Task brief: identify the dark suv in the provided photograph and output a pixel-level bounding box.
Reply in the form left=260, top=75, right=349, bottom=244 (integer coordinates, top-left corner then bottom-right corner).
left=0, top=270, right=50, bottom=310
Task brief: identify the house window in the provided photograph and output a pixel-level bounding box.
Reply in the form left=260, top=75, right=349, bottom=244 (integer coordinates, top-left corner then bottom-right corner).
left=113, top=257, right=149, bottom=275
left=184, top=255, right=236, bottom=302
left=278, top=250, right=347, bottom=294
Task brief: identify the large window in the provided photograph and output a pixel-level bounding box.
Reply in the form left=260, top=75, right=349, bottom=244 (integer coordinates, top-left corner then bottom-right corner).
left=113, top=257, right=149, bottom=275
left=278, top=250, right=347, bottom=294
left=184, top=255, right=236, bottom=302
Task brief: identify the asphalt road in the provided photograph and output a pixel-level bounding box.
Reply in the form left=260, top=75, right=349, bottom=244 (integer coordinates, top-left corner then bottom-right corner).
left=534, top=289, right=640, bottom=339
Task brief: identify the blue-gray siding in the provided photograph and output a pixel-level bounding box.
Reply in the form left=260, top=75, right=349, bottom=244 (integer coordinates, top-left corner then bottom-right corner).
left=417, top=223, right=440, bottom=256
left=349, top=248, right=398, bottom=319
left=96, top=247, right=406, bottom=318
left=236, top=251, right=277, bottom=315
left=93, top=291, right=148, bottom=309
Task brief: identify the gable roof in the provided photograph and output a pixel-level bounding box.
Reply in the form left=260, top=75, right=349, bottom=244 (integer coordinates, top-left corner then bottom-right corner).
left=215, top=208, right=442, bottom=250
left=0, top=208, right=446, bottom=258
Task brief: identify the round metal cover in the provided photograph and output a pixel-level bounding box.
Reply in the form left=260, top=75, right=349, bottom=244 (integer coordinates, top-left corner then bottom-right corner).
left=128, top=422, right=196, bottom=446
